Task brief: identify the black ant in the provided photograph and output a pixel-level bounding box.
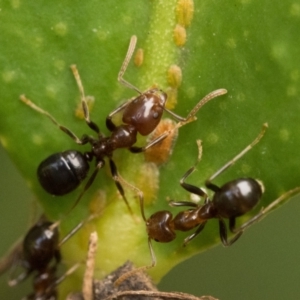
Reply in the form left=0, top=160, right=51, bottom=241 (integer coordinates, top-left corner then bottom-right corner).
left=1, top=215, right=93, bottom=300
left=20, top=35, right=227, bottom=214
left=136, top=123, right=300, bottom=266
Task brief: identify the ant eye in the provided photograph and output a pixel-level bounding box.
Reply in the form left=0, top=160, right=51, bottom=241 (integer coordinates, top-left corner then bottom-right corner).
left=153, top=112, right=159, bottom=119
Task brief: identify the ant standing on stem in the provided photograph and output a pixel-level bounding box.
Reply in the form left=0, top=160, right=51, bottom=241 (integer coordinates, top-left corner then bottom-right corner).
left=0, top=214, right=94, bottom=300
left=137, top=123, right=300, bottom=267
left=20, top=35, right=227, bottom=214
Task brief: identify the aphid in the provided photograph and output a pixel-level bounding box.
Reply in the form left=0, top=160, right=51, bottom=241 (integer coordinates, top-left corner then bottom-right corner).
left=144, top=119, right=178, bottom=165
left=140, top=123, right=300, bottom=266
left=176, top=0, right=194, bottom=28
left=133, top=48, right=144, bottom=67
left=20, top=35, right=227, bottom=214
left=1, top=215, right=92, bottom=300
left=173, top=24, right=187, bottom=47
left=167, top=65, right=182, bottom=89
left=75, top=95, right=95, bottom=120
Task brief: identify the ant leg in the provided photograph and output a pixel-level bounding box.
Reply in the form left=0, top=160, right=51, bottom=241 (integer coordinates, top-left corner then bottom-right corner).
left=164, top=88, right=228, bottom=124
left=179, top=140, right=209, bottom=202
left=109, top=159, right=134, bottom=216
left=129, top=119, right=184, bottom=153
left=106, top=100, right=132, bottom=132
left=147, top=237, right=157, bottom=268
left=205, top=123, right=268, bottom=190
left=233, top=187, right=300, bottom=233
left=65, top=160, right=104, bottom=215
left=110, top=175, right=157, bottom=280
left=118, top=35, right=142, bottom=94
left=70, top=65, right=101, bottom=135
left=0, top=238, right=23, bottom=276
left=113, top=237, right=157, bottom=287
left=45, top=263, right=80, bottom=295
left=129, top=130, right=170, bottom=153
left=169, top=201, right=198, bottom=208
left=112, top=170, right=146, bottom=222
left=110, top=177, right=155, bottom=266
left=20, top=95, right=89, bottom=145
left=183, top=222, right=207, bottom=246
left=8, top=267, right=31, bottom=287
left=170, top=140, right=209, bottom=207
left=219, top=218, right=243, bottom=247
left=58, top=213, right=97, bottom=247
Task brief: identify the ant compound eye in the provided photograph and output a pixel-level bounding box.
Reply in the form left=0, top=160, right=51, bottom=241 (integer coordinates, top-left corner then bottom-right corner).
left=153, top=111, right=159, bottom=119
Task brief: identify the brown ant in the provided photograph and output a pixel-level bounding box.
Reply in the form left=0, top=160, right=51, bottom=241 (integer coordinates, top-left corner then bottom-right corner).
left=0, top=215, right=94, bottom=300
left=137, top=123, right=300, bottom=266
left=20, top=35, right=227, bottom=214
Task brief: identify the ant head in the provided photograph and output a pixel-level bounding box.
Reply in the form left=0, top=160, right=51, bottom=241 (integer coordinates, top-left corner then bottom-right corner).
left=122, top=89, right=167, bottom=136
left=146, top=211, right=176, bottom=243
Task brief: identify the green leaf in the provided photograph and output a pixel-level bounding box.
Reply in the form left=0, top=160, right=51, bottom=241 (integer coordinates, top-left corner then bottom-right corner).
left=1, top=0, right=299, bottom=298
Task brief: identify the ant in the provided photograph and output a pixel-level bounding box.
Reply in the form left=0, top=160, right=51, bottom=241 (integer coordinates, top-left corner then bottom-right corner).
left=20, top=35, right=227, bottom=214
left=137, top=123, right=300, bottom=266
left=1, top=215, right=93, bottom=300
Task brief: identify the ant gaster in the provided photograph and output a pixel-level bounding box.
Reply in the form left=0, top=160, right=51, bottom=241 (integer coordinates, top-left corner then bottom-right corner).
left=20, top=35, right=227, bottom=214
left=2, top=215, right=92, bottom=300
left=138, top=123, right=300, bottom=266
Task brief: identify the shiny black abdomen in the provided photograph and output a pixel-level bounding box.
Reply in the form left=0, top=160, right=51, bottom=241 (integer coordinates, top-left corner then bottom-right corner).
left=37, top=150, right=89, bottom=196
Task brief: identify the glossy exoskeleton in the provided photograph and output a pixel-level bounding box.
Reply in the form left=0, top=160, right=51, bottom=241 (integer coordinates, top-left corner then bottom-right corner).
left=139, top=123, right=300, bottom=266
left=0, top=216, right=61, bottom=300
left=0, top=215, right=89, bottom=300
left=21, top=35, right=227, bottom=213
left=37, top=151, right=89, bottom=196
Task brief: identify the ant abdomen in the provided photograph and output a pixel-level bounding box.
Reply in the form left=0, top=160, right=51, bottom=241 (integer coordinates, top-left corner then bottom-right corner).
left=37, top=150, right=90, bottom=196
left=213, top=178, right=263, bottom=218
left=23, top=221, right=60, bottom=271
left=146, top=211, right=176, bottom=243
left=122, top=89, right=167, bottom=136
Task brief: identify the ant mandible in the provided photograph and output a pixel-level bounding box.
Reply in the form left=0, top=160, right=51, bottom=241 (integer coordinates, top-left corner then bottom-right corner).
left=20, top=35, right=227, bottom=214
left=139, top=123, right=300, bottom=266
left=0, top=215, right=93, bottom=300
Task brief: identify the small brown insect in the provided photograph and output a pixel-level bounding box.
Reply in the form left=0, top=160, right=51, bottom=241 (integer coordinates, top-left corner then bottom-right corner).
left=133, top=48, right=144, bottom=67
left=144, top=119, right=178, bottom=166
left=174, top=24, right=187, bottom=46
left=176, top=0, right=195, bottom=28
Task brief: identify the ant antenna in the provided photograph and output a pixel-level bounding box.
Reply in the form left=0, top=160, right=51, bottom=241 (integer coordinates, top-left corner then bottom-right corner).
left=20, top=95, right=84, bottom=144
left=173, top=88, right=228, bottom=126
left=207, top=122, right=268, bottom=183
left=118, top=35, right=142, bottom=94
left=112, top=183, right=157, bottom=287
left=71, top=65, right=101, bottom=134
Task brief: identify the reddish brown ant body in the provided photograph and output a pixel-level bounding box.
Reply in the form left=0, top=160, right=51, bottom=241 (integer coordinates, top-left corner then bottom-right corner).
left=138, top=123, right=300, bottom=266
left=20, top=35, right=227, bottom=214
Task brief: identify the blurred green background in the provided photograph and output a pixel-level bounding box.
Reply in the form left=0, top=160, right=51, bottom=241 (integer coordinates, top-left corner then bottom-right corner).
left=1, top=143, right=300, bottom=299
